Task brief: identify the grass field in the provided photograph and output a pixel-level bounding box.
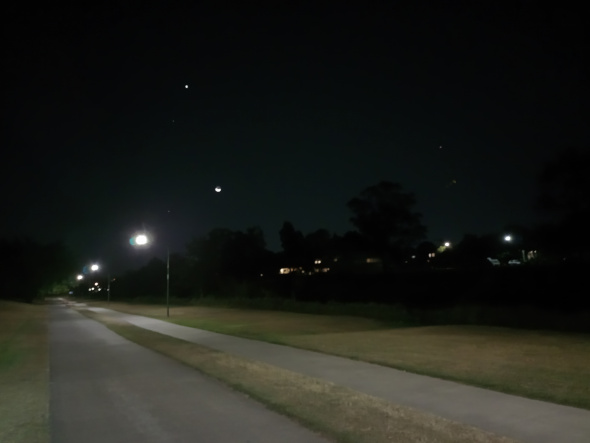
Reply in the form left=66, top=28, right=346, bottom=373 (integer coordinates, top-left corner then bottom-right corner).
left=88, top=301, right=590, bottom=409
left=0, top=301, right=49, bottom=443
left=80, top=308, right=517, bottom=443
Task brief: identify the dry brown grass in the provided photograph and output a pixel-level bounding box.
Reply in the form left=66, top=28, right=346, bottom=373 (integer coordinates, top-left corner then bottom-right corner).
left=80, top=308, right=518, bottom=443
left=88, top=301, right=590, bottom=409
left=286, top=325, right=590, bottom=407
left=0, top=301, right=49, bottom=443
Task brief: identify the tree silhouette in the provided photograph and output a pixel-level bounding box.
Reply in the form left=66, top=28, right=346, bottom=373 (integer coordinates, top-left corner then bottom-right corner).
left=279, top=222, right=304, bottom=253
left=535, top=147, right=590, bottom=258
left=347, top=181, right=427, bottom=269
left=224, top=227, right=272, bottom=278
left=304, top=229, right=333, bottom=260
left=536, top=147, right=590, bottom=219
left=452, top=234, right=498, bottom=268
left=187, top=227, right=272, bottom=283
left=186, top=228, right=234, bottom=273
left=0, top=238, right=75, bottom=302
left=279, top=221, right=305, bottom=267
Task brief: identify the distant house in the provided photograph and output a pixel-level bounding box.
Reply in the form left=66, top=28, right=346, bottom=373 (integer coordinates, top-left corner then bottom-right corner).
left=279, top=266, right=306, bottom=275
left=487, top=257, right=500, bottom=266
left=315, top=254, right=382, bottom=274
left=278, top=254, right=383, bottom=275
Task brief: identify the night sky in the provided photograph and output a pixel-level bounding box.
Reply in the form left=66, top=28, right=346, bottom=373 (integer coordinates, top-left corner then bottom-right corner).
left=3, top=2, right=588, bottom=272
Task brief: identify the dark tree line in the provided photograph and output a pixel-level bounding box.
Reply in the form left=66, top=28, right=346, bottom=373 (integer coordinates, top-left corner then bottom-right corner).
left=0, top=238, right=75, bottom=302
left=94, top=181, right=427, bottom=300
left=348, top=181, right=426, bottom=270
left=533, top=146, right=590, bottom=261
left=9, top=147, right=589, bottom=303
left=425, top=147, right=590, bottom=269
left=84, top=146, right=590, bottom=301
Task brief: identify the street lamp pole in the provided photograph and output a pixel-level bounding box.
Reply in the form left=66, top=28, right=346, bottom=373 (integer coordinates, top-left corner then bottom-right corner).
left=90, top=264, right=112, bottom=302
left=90, top=264, right=100, bottom=298
left=166, top=247, right=170, bottom=318
left=131, top=233, right=170, bottom=317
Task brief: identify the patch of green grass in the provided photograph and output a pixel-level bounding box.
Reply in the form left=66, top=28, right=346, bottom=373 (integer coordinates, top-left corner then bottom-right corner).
left=80, top=309, right=517, bottom=443
left=0, top=342, right=23, bottom=369
left=0, top=301, right=49, bottom=443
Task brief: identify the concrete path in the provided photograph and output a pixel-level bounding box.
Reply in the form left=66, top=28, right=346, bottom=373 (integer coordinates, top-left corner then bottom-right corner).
left=83, top=305, right=590, bottom=443
left=49, top=304, right=330, bottom=443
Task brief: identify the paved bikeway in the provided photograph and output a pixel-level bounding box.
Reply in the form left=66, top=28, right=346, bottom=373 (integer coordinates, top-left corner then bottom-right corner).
left=84, top=305, right=590, bottom=443
left=50, top=304, right=331, bottom=443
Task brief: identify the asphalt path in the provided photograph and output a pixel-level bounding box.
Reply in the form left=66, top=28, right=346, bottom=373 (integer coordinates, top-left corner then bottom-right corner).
left=81, top=305, right=590, bottom=443
left=49, top=304, right=330, bottom=443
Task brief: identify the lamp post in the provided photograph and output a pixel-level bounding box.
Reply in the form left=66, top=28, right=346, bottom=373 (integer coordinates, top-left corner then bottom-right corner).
left=88, top=263, right=113, bottom=301
left=90, top=263, right=102, bottom=298
left=131, top=233, right=170, bottom=317
left=106, top=271, right=111, bottom=302
left=78, top=263, right=101, bottom=297
left=166, top=246, right=170, bottom=318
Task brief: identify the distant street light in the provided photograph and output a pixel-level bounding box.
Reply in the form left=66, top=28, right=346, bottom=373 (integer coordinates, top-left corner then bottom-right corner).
left=76, top=275, right=84, bottom=281
left=89, top=263, right=113, bottom=301
left=503, top=234, right=527, bottom=263
left=130, top=233, right=170, bottom=317
left=437, top=241, right=452, bottom=254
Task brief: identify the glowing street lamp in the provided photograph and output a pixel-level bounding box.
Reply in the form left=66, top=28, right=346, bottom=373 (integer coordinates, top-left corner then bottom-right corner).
left=88, top=263, right=113, bottom=302
left=76, top=275, right=84, bottom=281
left=437, top=241, right=452, bottom=254
left=504, top=235, right=512, bottom=242
left=129, top=234, right=149, bottom=246
left=130, top=233, right=171, bottom=317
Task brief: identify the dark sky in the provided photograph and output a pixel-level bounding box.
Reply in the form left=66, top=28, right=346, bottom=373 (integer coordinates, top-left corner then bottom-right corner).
left=3, top=2, right=589, bottom=272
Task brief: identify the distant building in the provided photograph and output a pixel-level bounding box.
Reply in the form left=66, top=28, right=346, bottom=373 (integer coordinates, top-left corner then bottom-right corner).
left=279, top=254, right=382, bottom=275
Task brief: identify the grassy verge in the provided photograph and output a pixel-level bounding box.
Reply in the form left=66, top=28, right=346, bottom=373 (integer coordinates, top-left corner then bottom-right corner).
left=96, top=294, right=590, bottom=332
left=87, top=301, right=590, bottom=409
left=0, top=301, right=49, bottom=443
left=79, top=308, right=516, bottom=443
